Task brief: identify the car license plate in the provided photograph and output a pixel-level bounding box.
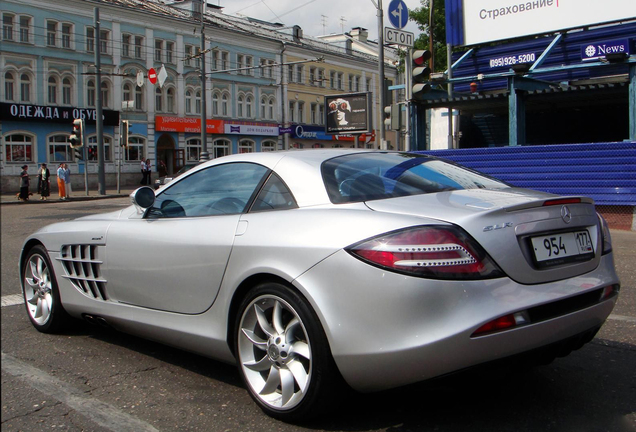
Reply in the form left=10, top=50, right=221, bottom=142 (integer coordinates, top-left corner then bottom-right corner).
left=531, top=230, right=594, bottom=267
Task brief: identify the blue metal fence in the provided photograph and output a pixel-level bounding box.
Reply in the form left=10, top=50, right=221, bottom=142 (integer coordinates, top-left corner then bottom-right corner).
left=417, top=142, right=636, bottom=206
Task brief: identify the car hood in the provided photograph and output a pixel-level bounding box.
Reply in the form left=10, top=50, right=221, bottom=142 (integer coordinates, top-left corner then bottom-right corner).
left=365, top=188, right=602, bottom=285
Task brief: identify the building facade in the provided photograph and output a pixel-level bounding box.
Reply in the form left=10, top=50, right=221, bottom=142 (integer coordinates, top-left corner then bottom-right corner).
left=1, top=0, right=399, bottom=192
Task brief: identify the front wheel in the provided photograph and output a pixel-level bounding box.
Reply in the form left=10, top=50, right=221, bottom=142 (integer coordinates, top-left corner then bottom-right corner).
left=235, top=282, right=340, bottom=421
left=22, top=245, right=71, bottom=333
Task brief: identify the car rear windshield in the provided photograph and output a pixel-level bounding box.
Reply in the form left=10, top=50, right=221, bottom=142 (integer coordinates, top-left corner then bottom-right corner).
left=321, top=152, right=508, bottom=204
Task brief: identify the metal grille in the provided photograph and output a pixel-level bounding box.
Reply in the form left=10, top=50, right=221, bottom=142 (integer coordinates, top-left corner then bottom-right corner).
left=58, top=244, right=108, bottom=300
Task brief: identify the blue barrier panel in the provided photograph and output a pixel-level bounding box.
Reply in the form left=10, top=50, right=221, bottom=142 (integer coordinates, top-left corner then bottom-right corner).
left=416, top=142, right=636, bottom=206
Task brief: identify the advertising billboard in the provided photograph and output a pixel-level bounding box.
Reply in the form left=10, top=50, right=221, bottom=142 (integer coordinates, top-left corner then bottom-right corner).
left=450, top=0, right=636, bottom=47
left=325, top=92, right=372, bottom=135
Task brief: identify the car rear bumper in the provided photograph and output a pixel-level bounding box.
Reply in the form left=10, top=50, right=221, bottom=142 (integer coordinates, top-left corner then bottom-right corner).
left=294, top=251, right=619, bottom=392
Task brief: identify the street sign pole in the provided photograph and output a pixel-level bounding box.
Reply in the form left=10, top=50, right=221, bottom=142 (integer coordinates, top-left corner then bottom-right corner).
left=377, top=0, right=386, bottom=150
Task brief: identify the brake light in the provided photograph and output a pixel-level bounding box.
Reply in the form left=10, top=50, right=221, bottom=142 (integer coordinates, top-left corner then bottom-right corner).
left=543, top=198, right=581, bottom=206
left=347, top=226, right=504, bottom=280
left=597, top=213, right=613, bottom=255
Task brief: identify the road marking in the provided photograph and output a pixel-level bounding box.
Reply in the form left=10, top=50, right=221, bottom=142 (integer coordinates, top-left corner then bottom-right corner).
left=2, top=294, right=23, bottom=307
left=1, top=352, right=159, bottom=432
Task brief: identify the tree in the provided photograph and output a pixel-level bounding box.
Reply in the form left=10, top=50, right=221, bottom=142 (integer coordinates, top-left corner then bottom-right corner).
left=409, top=0, right=447, bottom=72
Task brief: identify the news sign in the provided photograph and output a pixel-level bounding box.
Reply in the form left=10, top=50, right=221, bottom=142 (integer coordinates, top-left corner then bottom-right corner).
left=458, top=0, right=636, bottom=47
left=325, top=92, right=372, bottom=135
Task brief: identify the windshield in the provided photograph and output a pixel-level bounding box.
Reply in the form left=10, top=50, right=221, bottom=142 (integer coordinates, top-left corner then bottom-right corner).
left=321, top=152, right=508, bottom=204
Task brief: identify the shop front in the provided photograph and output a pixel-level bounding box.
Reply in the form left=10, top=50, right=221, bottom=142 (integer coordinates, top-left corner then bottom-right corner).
left=287, top=124, right=376, bottom=149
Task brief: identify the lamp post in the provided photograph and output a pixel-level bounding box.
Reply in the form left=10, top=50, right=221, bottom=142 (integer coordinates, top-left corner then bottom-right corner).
left=198, top=0, right=210, bottom=161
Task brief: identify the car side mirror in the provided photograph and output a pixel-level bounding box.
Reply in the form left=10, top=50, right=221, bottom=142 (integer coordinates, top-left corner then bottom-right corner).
left=131, top=186, right=156, bottom=210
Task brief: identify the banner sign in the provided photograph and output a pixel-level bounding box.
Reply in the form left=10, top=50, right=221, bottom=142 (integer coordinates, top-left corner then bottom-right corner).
left=290, top=124, right=375, bottom=142
left=0, top=103, right=119, bottom=126
left=581, top=38, right=630, bottom=61
left=224, top=122, right=279, bottom=136
left=325, top=92, right=372, bottom=135
left=155, top=116, right=223, bottom=134
left=458, top=0, right=636, bottom=47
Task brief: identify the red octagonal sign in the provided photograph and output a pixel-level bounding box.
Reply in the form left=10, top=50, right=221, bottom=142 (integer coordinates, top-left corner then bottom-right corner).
left=148, top=68, right=157, bottom=85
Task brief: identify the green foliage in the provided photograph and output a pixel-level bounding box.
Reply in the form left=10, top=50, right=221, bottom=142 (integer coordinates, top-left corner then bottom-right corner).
left=409, top=0, right=447, bottom=72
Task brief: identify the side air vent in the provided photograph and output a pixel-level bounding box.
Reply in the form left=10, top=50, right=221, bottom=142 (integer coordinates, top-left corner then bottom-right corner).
left=58, top=244, right=108, bottom=301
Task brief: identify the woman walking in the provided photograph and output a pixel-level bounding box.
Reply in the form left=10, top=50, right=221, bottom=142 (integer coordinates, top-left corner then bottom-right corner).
left=18, top=164, right=30, bottom=201
left=57, top=163, right=66, bottom=200
left=37, top=163, right=51, bottom=200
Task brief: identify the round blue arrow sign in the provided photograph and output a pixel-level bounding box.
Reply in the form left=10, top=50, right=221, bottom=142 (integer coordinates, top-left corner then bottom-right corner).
left=387, top=0, right=409, bottom=30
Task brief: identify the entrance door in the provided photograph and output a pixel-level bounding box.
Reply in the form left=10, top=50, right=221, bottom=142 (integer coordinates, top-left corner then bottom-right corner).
left=156, top=134, right=175, bottom=176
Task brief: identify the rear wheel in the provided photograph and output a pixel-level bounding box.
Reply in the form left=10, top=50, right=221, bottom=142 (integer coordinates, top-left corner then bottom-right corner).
left=235, top=282, right=339, bottom=421
left=22, top=245, right=71, bottom=333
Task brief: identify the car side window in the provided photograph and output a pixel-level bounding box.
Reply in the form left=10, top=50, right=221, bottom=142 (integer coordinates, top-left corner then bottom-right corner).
left=149, top=162, right=269, bottom=218
left=250, top=173, right=298, bottom=212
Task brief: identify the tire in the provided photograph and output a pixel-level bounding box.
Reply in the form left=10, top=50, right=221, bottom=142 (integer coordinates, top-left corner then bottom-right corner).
left=22, top=245, right=71, bottom=333
left=235, top=282, right=340, bottom=421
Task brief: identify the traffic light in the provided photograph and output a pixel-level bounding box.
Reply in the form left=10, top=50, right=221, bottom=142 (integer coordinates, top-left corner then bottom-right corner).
left=412, top=49, right=432, bottom=100
left=384, top=104, right=401, bottom=131
left=121, top=120, right=130, bottom=148
left=69, top=118, right=84, bottom=148
left=74, top=147, right=84, bottom=161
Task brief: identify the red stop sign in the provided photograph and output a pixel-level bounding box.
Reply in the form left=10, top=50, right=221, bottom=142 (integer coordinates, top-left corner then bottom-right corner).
left=148, top=68, right=157, bottom=85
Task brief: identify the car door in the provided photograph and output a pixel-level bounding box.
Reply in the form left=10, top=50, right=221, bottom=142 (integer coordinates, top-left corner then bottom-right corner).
left=105, top=162, right=270, bottom=314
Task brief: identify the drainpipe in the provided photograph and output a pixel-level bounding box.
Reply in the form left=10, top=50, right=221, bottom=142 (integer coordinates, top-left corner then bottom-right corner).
left=280, top=42, right=288, bottom=150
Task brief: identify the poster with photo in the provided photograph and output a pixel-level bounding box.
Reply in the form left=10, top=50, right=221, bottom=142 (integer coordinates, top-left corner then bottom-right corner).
left=325, top=92, right=372, bottom=134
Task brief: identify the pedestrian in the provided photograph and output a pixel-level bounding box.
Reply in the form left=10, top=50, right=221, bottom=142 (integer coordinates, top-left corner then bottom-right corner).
left=145, top=159, right=152, bottom=185
left=57, top=163, right=66, bottom=200
left=140, top=159, right=147, bottom=185
left=63, top=163, right=72, bottom=199
left=37, top=163, right=51, bottom=201
left=158, top=159, right=167, bottom=177
left=18, top=164, right=30, bottom=201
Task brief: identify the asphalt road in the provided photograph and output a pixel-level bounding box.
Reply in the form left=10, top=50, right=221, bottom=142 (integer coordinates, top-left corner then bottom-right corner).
left=2, top=199, right=635, bottom=432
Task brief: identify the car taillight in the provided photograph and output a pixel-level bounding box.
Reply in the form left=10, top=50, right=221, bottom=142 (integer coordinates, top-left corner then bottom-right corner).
left=346, top=225, right=504, bottom=280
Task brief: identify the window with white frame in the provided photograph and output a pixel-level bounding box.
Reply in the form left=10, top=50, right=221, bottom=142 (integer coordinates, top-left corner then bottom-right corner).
left=318, top=68, right=325, bottom=87
left=100, top=30, right=109, bottom=54
left=5, top=133, right=34, bottom=162
left=86, top=27, right=95, bottom=52
left=155, top=39, right=163, bottom=62
left=212, top=91, right=219, bottom=116
left=310, top=103, right=317, bottom=124
left=87, top=135, right=112, bottom=162
left=268, top=98, right=275, bottom=120
left=318, top=104, right=324, bottom=125
left=184, top=44, right=193, bottom=67
left=366, top=77, right=372, bottom=91
left=62, top=77, right=72, bottom=105
left=238, top=139, right=255, bottom=153
left=87, top=79, right=96, bottom=107
left=20, top=73, right=31, bottom=103
left=246, top=95, right=254, bottom=118
left=47, top=20, right=57, bottom=47
left=238, top=55, right=253, bottom=75
left=221, top=51, right=229, bottom=70
left=134, top=35, right=143, bottom=59
left=166, top=87, right=175, bottom=113
left=166, top=41, right=175, bottom=64
left=296, top=65, right=304, bottom=84
left=221, top=93, right=229, bottom=116
left=185, top=89, right=193, bottom=114
left=61, top=23, right=72, bottom=48
left=261, top=140, right=276, bottom=152
left=260, top=96, right=267, bottom=119
left=4, top=71, right=15, bottom=101
left=186, top=138, right=201, bottom=162
left=289, top=101, right=296, bottom=123
left=298, top=101, right=305, bottom=124
left=330, top=71, right=336, bottom=88
left=48, top=76, right=58, bottom=104
left=195, top=47, right=201, bottom=69
left=237, top=54, right=245, bottom=73
left=155, top=87, right=163, bottom=112
left=123, top=82, right=132, bottom=105
left=213, top=138, right=230, bottom=158
left=246, top=55, right=253, bottom=75
left=20, top=16, right=31, bottom=43
left=48, top=134, right=72, bottom=163
left=101, top=81, right=109, bottom=108
left=288, top=64, right=295, bottom=83
left=211, top=49, right=219, bottom=70
left=337, top=72, right=344, bottom=90
left=195, top=90, right=201, bottom=114
left=3, top=13, right=14, bottom=41
left=122, top=34, right=131, bottom=57
left=309, top=67, right=316, bottom=85
left=124, top=136, right=145, bottom=162
left=134, top=85, right=143, bottom=111
left=237, top=94, right=244, bottom=118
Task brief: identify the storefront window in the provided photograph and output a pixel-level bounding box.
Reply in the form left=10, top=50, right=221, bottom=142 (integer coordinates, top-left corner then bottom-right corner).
left=238, top=139, right=255, bottom=153
left=5, top=133, right=33, bottom=162
left=186, top=138, right=201, bottom=162
left=213, top=138, right=230, bottom=158
left=261, top=140, right=276, bottom=152
left=125, top=136, right=145, bottom=162
left=48, top=134, right=72, bottom=162
left=87, top=135, right=112, bottom=162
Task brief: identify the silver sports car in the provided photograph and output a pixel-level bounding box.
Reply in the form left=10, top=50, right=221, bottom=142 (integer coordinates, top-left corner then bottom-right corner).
left=20, top=150, right=620, bottom=421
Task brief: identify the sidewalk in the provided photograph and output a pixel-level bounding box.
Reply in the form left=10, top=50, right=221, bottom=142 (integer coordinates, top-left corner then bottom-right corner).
left=1, top=187, right=139, bottom=205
